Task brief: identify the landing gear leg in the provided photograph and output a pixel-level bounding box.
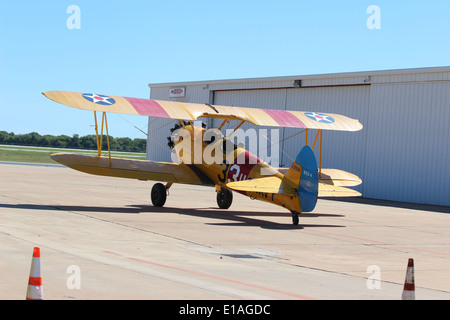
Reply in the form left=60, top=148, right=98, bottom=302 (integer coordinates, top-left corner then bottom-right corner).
left=217, top=187, right=233, bottom=209
left=291, top=210, right=300, bottom=225
left=151, top=183, right=167, bottom=207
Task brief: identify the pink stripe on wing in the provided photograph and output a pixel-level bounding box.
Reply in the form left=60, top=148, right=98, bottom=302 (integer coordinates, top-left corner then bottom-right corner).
left=123, top=97, right=170, bottom=118
left=263, top=109, right=306, bottom=128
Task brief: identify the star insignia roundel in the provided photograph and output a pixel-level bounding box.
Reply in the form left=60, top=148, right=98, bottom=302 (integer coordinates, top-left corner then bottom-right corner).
left=82, top=93, right=116, bottom=106
left=304, top=112, right=335, bottom=123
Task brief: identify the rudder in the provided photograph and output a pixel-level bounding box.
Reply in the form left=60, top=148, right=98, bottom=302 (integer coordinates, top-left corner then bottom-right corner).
left=283, top=146, right=319, bottom=212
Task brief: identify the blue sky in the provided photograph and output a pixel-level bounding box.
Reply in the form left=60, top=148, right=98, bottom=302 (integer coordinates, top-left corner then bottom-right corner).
left=1, top=0, right=449, bottom=138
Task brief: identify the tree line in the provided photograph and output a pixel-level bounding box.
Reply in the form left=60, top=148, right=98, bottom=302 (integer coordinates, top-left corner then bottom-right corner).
left=0, top=131, right=147, bottom=153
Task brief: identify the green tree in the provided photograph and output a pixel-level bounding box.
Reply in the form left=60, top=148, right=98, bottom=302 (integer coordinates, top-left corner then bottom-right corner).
left=0, top=131, right=146, bottom=152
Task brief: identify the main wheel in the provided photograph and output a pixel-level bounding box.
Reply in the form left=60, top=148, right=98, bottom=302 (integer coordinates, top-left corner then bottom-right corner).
left=217, top=188, right=233, bottom=209
left=151, top=183, right=167, bottom=207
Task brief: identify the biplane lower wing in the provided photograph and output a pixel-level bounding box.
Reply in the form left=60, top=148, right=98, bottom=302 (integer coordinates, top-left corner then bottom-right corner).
left=318, top=184, right=362, bottom=197
left=277, top=167, right=362, bottom=187
left=50, top=153, right=214, bottom=186
left=317, top=168, right=362, bottom=196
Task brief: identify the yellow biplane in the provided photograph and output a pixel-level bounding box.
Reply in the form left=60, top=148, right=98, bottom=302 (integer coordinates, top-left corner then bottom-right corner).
left=43, top=90, right=363, bottom=225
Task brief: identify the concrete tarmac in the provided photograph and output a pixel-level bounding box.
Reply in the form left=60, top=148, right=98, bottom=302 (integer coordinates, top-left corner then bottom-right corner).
left=1, top=162, right=450, bottom=300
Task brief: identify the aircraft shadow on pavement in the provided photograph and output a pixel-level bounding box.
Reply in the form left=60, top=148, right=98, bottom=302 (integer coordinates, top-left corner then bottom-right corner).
left=0, top=203, right=346, bottom=230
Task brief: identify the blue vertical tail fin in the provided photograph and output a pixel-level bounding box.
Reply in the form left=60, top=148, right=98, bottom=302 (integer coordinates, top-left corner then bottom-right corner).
left=296, top=146, right=319, bottom=212
left=283, top=146, right=319, bottom=212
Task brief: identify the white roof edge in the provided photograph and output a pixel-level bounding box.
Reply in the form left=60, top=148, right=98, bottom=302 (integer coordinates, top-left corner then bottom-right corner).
left=148, top=66, right=450, bottom=88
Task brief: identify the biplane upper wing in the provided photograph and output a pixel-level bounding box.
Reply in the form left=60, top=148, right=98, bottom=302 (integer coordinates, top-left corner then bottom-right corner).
left=42, top=91, right=363, bottom=131
left=50, top=153, right=214, bottom=186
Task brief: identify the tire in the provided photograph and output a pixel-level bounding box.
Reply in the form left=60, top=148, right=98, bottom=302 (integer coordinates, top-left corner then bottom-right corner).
left=291, top=210, right=300, bottom=225
left=151, top=183, right=167, bottom=207
left=217, top=188, right=233, bottom=209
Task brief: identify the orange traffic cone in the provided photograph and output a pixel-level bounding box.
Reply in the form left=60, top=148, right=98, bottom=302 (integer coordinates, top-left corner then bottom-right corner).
left=26, top=247, right=43, bottom=300
left=401, top=258, right=415, bottom=300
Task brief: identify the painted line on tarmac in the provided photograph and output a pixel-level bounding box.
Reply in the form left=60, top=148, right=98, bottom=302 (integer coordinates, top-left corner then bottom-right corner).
left=104, top=250, right=315, bottom=300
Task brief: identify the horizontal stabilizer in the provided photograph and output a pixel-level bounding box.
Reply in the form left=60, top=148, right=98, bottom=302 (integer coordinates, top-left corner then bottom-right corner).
left=226, top=176, right=295, bottom=195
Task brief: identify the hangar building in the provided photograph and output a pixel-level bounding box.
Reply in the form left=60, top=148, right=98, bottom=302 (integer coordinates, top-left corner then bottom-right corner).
left=147, top=67, right=450, bottom=207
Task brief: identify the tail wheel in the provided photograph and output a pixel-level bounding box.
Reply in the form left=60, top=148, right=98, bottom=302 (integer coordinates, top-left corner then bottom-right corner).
left=291, top=210, right=300, bottom=225
left=151, top=183, right=167, bottom=207
left=217, top=188, right=233, bottom=209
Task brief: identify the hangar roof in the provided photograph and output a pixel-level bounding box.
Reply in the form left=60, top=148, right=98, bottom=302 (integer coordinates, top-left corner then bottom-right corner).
left=148, top=66, right=450, bottom=88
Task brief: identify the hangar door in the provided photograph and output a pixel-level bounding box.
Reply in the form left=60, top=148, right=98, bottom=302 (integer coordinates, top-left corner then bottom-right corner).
left=364, top=82, right=450, bottom=206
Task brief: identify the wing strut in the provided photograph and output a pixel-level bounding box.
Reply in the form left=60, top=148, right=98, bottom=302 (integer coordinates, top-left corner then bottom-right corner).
left=309, top=129, right=323, bottom=176
left=94, top=111, right=101, bottom=156
left=93, top=111, right=112, bottom=166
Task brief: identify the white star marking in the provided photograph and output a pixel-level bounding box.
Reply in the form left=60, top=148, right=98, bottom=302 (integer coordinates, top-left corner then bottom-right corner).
left=306, top=112, right=334, bottom=123
left=84, top=93, right=114, bottom=104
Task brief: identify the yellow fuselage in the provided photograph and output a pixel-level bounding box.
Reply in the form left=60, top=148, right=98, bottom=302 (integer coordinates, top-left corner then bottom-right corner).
left=171, top=125, right=301, bottom=213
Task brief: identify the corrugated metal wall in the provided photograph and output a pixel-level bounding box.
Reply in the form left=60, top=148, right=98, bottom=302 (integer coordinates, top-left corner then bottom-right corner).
left=364, top=82, right=450, bottom=205
left=148, top=68, right=450, bottom=206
